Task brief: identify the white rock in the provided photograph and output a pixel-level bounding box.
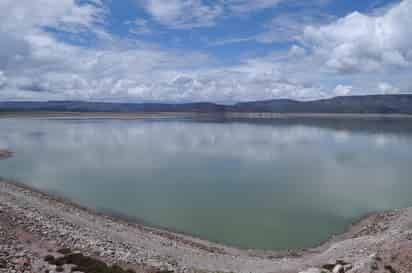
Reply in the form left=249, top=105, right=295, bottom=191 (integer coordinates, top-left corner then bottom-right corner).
left=299, top=268, right=323, bottom=273
left=344, top=264, right=353, bottom=271
left=333, top=264, right=344, bottom=273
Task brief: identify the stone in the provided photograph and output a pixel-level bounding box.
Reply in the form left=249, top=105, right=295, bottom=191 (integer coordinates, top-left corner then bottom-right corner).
left=344, top=264, right=353, bottom=271
left=333, top=264, right=344, bottom=273
left=0, top=258, right=7, bottom=268
left=299, top=268, right=323, bottom=273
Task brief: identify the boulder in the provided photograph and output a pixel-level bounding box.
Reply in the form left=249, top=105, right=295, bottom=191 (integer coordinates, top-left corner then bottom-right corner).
left=333, top=264, right=344, bottom=273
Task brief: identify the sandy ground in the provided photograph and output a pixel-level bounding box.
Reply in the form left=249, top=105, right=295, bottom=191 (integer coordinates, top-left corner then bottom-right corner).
left=1, top=180, right=412, bottom=273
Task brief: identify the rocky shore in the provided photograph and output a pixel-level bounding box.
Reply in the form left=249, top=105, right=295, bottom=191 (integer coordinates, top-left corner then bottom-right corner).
left=1, top=178, right=412, bottom=273
left=0, top=150, right=12, bottom=160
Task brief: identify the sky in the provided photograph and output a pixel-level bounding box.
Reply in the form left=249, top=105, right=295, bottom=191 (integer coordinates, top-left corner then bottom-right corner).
left=0, top=0, right=411, bottom=103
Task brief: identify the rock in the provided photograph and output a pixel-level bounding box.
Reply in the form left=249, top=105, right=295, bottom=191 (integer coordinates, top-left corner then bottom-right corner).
left=322, top=264, right=336, bottom=271
left=0, top=258, right=7, bottom=268
left=343, top=264, right=353, bottom=271
left=299, top=268, right=323, bottom=273
left=333, top=264, right=344, bottom=273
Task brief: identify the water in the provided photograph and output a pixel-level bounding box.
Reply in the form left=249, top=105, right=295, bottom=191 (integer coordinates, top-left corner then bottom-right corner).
left=1, top=117, right=412, bottom=250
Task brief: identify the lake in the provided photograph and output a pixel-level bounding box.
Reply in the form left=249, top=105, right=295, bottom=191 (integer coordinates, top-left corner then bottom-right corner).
left=1, top=116, right=412, bottom=250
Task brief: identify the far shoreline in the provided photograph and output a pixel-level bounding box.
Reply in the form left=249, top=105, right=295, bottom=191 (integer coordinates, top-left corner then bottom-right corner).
left=0, top=149, right=12, bottom=160
left=1, top=111, right=412, bottom=120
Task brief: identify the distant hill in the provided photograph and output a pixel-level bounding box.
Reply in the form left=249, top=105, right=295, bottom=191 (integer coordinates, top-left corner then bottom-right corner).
left=231, top=95, right=412, bottom=114
left=0, top=101, right=226, bottom=113
left=1, top=95, right=412, bottom=114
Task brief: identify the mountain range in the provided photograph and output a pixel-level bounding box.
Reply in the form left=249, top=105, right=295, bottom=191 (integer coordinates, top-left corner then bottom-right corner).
left=1, top=95, right=411, bottom=114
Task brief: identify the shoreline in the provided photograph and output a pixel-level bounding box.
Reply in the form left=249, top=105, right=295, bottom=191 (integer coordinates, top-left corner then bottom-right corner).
left=0, top=149, right=12, bottom=160
left=6, top=179, right=380, bottom=256
left=1, top=178, right=412, bottom=272
left=0, top=150, right=392, bottom=256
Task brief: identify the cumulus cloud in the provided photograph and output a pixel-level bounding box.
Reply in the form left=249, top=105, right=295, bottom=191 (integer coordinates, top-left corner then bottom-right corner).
left=377, top=82, right=399, bottom=94
left=0, top=0, right=107, bottom=72
left=0, top=0, right=329, bottom=102
left=333, top=85, right=353, bottom=97
left=302, top=0, right=412, bottom=73
left=257, top=13, right=334, bottom=43
left=154, top=70, right=325, bottom=102
left=0, top=0, right=105, bottom=34
left=0, top=0, right=410, bottom=102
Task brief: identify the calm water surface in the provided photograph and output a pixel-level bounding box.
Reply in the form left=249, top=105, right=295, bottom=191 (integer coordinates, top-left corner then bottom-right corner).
left=1, top=117, right=412, bottom=250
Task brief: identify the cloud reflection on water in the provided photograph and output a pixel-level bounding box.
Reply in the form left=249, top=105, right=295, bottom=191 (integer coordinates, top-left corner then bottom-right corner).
left=0, top=118, right=412, bottom=250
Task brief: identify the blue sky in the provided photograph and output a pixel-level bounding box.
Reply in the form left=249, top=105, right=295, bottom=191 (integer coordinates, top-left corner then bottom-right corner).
left=0, top=0, right=411, bottom=102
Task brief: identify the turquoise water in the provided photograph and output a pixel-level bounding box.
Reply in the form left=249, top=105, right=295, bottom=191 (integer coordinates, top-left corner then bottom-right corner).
left=1, top=117, right=412, bottom=250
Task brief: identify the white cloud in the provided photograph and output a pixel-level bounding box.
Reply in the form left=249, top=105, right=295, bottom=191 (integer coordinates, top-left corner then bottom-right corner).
left=0, top=0, right=410, bottom=103
left=208, top=11, right=335, bottom=46
left=207, top=37, right=255, bottom=47
left=154, top=71, right=325, bottom=102
left=0, top=0, right=330, bottom=103
left=141, top=0, right=222, bottom=28
left=0, top=0, right=107, bottom=75
left=225, top=0, right=284, bottom=13
left=225, top=0, right=330, bottom=13
left=302, top=0, right=412, bottom=73
left=128, top=19, right=154, bottom=35
left=333, top=85, right=353, bottom=96
left=139, top=0, right=331, bottom=30
left=140, top=0, right=287, bottom=29
left=377, top=82, right=399, bottom=94
left=0, top=0, right=105, bottom=34
left=0, top=35, right=328, bottom=102
left=288, top=45, right=307, bottom=58
left=0, top=71, right=6, bottom=88
left=256, top=13, right=334, bottom=43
